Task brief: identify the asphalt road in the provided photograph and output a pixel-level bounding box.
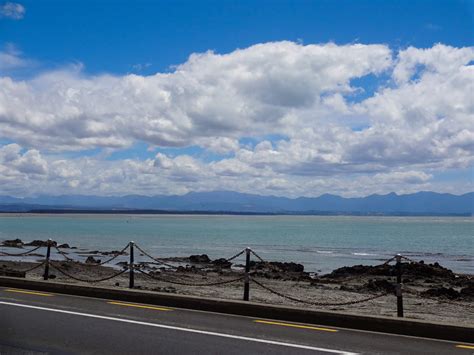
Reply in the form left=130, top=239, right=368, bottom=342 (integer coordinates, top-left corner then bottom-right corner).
left=0, top=287, right=472, bottom=354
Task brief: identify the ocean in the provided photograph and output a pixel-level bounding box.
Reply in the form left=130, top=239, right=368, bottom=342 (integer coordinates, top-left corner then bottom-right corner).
left=0, top=214, right=472, bottom=274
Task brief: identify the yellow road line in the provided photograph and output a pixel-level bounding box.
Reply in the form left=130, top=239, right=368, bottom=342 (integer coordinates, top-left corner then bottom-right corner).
left=456, top=345, right=474, bottom=350
left=107, top=301, right=172, bottom=311
left=4, top=289, right=53, bottom=297
left=254, top=320, right=338, bottom=333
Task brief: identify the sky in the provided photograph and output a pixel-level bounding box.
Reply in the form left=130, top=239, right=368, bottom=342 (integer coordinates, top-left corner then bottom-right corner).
left=0, top=0, right=473, bottom=198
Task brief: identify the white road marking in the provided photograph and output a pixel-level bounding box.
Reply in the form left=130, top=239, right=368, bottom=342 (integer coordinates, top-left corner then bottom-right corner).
left=0, top=301, right=357, bottom=354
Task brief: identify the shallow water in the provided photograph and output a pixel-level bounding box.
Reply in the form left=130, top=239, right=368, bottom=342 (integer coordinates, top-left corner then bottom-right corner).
left=0, top=214, right=472, bottom=274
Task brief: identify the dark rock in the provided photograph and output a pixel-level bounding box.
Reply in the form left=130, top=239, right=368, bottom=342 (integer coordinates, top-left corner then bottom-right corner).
left=189, top=254, right=211, bottom=263
left=324, top=261, right=455, bottom=281
left=460, top=284, right=474, bottom=300
left=324, top=264, right=379, bottom=278
left=102, top=250, right=128, bottom=256
left=421, top=287, right=460, bottom=299
left=2, top=239, right=24, bottom=248
left=25, top=240, right=57, bottom=247
left=249, top=261, right=304, bottom=273
left=58, top=243, right=70, bottom=249
left=211, top=258, right=232, bottom=268
left=49, top=274, right=56, bottom=279
left=365, top=279, right=395, bottom=293
left=85, top=256, right=101, bottom=264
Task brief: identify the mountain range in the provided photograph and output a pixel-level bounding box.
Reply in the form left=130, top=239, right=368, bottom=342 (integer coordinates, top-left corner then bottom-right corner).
left=0, top=191, right=472, bottom=215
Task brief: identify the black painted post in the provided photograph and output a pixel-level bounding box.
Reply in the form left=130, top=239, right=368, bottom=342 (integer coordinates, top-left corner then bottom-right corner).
left=129, top=241, right=134, bottom=289
left=396, top=254, right=404, bottom=317
left=43, top=239, right=52, bottom=280
left=243, top=248, right=251, bottom=301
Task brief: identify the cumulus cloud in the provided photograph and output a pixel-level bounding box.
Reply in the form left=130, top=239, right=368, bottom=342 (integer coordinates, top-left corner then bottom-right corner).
left=0, top=143, right=471, bottom=198
left=0, top=42, right=472, bottom=197
left=0, top=2, right=25, bottom=19
left=0, top=42, right=392, bottom=150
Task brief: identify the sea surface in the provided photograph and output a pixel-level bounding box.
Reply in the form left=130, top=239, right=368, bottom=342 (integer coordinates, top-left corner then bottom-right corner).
left=0, top=214, right=472, bottom=274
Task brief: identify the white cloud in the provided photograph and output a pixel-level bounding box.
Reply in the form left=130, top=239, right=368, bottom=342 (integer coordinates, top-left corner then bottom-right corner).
left=0, top=42, right=392, bottom=150
left=0, top=2, right=25, bottom=20
left=0, top=42, right=472, bottom=197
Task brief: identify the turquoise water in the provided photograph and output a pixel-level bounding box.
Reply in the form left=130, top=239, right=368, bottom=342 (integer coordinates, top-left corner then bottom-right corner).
left=0, top=214, right=472, bottom=274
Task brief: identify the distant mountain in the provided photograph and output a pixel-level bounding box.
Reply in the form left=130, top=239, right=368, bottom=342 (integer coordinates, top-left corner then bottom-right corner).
left=0, top=191, right=472, bottom=215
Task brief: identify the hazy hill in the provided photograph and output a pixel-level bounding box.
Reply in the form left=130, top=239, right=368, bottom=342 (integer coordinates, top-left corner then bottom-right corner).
left=0, top=191, right=472, bottom=215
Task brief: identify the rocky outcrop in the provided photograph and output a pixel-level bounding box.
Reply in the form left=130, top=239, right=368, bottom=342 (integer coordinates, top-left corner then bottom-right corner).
left=189, top=254, right=211, bottom=263
left=249, top=261, right=305, bottom=273
left=460, top=284, right=474, bottom=300
left=2, top=239, right=24, bottom=248
left=25, top=240, right=57, bottom=247
left=101, top=250, right=128, bottom=256
left=211, top=258, right=232, bottom=268
left=324, top=261, right=456, bottom=281
left=85, top=256, right=101, bottom=264
left=247, top=261, right=309, bottom=281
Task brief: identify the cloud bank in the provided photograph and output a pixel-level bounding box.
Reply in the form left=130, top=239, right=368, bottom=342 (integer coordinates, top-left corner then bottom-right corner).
left=0, top=42, right=473, bottom=197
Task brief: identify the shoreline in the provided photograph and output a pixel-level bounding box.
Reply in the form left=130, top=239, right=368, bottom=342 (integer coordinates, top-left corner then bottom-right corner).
left=1, top=249, right=472, bottom=327
left=1, top=212, right=473, bottom=218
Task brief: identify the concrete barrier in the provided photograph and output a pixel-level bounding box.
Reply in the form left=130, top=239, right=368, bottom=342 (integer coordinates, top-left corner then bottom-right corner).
left=0, top=276, right=472, bottom=342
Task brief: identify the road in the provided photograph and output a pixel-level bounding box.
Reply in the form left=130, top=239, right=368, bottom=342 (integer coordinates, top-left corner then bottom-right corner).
left=0, top=286, right=472, bottom=354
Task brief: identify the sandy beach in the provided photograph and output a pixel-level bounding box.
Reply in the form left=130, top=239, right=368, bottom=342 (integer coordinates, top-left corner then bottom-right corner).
left=1, top=241, right=472, bottom=327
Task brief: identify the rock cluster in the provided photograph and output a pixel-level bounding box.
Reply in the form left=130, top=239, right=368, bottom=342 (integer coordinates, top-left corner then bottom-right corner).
left=1, top=238, right=75, bottom=249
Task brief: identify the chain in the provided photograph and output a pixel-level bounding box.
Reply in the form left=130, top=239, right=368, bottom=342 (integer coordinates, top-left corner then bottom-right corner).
left=251, top=250, right=398, bottom=286
left=251, top=278, right=390, bottom=306
left=399, top=255, right=419, bottom=263
left=249, top=249, right=266, bottom=263
left=54, top=246, right=75, bottom=261
left=248, top=249, right=282, bottom=272
left=49, top=261, right=129, bottom=283
left=54, top=243, right=130, bottom=266
left=382, top=256, right=397, bottom=265
left=225, top=249, right=246, bottom=262
left=134, top=244, right=180, bottom=269
left=0, top=245, right=43, bottom=256
left=21, top=260, right=47, bottom=273
left=135, top=268, right=245, bottom=287
left=4, top=260, right=47, bottom=273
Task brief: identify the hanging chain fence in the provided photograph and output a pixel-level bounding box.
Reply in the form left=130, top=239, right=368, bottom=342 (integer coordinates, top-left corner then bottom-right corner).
left=251, top=277, right=390, bottom=307
left=54, top=243, right=130, bottom=266
left=49, top=261, right=129, bottom=283
left=0, top=245, right=43, bottom=257
left=135, top=267, right=246, bottom=287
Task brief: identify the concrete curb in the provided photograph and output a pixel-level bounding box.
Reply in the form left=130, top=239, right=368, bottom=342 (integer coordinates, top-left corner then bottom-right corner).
left=0, top=276, right=472, bottom=342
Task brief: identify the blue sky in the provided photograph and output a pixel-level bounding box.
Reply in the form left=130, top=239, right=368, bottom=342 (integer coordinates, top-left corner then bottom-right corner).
left=3, top=0, right=473, bottom=75
left=0, top=0, right=473, bottom=197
